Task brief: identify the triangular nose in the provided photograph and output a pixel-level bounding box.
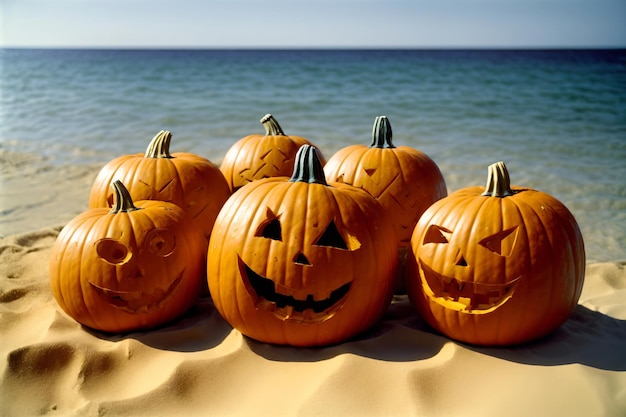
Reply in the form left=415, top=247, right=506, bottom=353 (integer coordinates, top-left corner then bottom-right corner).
left=293, top=251, right=311, bottom=266
left=455, top=250, right=468, bottom=267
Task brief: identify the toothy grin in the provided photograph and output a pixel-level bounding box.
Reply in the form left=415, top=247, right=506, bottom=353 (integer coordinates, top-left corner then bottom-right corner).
left=238, top=256, right=351, bottom=323
left=419, top=259, right=520, bottom=313
left=89, top=271, right=184, bottom=314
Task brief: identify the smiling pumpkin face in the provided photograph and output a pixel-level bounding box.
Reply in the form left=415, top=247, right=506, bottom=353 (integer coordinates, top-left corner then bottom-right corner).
left=50, top=181, right=206, bottom=333
left=406, top=162, right=585, bottom=346
left=88, top=229, right=185, bottom=315
left=237, top=206, right=359, bottom=323
left=208, top=145, right=398, bottom=347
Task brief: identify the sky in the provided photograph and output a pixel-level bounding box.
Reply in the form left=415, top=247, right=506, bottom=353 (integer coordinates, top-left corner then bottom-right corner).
left=1, top=0, right=625, bottom=48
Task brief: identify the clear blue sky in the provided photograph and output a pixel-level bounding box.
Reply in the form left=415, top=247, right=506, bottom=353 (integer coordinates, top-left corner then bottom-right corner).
left=1, top=0, right=625, bottom=48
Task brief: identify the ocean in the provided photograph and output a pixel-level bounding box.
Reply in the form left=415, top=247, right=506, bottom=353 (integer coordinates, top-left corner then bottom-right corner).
left=0, top=48, right=624, bottom=262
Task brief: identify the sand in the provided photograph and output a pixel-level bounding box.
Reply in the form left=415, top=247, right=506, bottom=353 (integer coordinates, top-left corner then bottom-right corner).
left=1, top=160, right=625, bottom=416
left=0, top=226, right=624, bottom=417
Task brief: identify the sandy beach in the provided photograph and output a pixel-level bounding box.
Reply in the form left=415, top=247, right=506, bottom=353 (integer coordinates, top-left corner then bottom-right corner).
left=1, top=161, right=625, bottom=417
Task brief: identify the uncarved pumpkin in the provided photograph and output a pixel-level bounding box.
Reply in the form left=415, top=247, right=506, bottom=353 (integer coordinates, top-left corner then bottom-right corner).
left=208, top=145, right=398, bottom=347
left=88, top=130, right=231, bottom=242
left=405, top=161, right=585, bottom=346
left=50, top=180, right=206, bottom=333
left=220, top=114, right=325, bottom=192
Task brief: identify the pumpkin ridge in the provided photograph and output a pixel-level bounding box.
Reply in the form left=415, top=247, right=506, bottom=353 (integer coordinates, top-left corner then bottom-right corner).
left=510, top=193, right=560, bottom=293
left=168, top=158, right=187, bottom=207
left=349, top=147, right=369, bottom=184
left=508, top=196, right=549, bottom=320
left=56, top=219, right=87, bottom=315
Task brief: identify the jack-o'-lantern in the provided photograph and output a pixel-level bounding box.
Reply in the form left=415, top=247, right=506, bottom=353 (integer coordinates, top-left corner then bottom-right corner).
left=208, top=145, right=398, bottom=347
left=50, top=180, right=206, bottom=333
left=88, top=130, right=231, bottom=242
left=324, top=116, right=447, bottom=247
left=406, top=161, right=585, bottom=346
left=220, top=114, right=325, bottom=192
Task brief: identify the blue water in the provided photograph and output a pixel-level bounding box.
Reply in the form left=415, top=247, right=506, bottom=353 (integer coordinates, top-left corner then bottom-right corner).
left=1, top=48, right=625, bottom=261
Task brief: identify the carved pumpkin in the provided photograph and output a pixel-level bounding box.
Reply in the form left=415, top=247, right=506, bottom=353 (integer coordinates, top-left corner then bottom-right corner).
left=220, top=114, right=325, bottom=192
left=406, top=161, right=585, bottom=346
left=50, top=180, right=206, bottom=333
left=208, top=145, right=398, bottom=347
left=323, top=116, right=447, bottom=247
left=88, top=130, right=231, bottom=242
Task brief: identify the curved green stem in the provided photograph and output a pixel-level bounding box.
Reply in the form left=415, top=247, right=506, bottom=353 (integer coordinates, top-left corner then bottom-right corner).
left=370, top=116, right=395, bottom=148
left=145, top=130, right=173, bottom=158
left=110, top=180, right=141, bottom=213
left=261, top=114, right=286, bottom=136
left=482, top=161, right=515, bottom=197
left=289, top=145, right=328, bottom=185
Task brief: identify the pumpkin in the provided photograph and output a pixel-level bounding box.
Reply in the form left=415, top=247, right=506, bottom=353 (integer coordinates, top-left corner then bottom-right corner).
left=220, top=114, right=325, bottom=192
left=50, top=180, right=206, bottom=333
left=323, top=116, right=447, bottom=248
left=88, top=130, right=231, bottom=242
left=405, top=161, right=585, bottom=346
left=208, top=145, right=398, bottom=347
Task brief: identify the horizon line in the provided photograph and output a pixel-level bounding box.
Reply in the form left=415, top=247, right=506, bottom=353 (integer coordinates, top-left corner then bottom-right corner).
left=2, top=45, right=625, bottom=51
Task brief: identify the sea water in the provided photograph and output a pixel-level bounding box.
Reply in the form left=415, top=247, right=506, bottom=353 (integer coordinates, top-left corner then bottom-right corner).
left=1, top=48, right=624, bottom=261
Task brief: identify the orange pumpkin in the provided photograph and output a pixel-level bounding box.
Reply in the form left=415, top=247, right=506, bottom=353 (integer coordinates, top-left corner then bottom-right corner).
left=208, top=145, right=397, bottom=346
left=324, top=116, right=447, bottom=247
left=406, top=161, right=585, bottom=346
left=220, top=114, right=325, bottom=191
left=88, top=130, right=231, bottom=242
left=50, top=180, right=206, bottom=333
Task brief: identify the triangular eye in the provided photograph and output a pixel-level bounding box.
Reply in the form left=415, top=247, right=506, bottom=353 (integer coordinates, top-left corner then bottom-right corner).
left=314, top=219, right=360, bottom=251
left=423, top=225, right=452, bottom=245
left=255, top=208, right=282, bottom=241
left=479, top=226, right=518, bottom=256
left=315, top=220, right=347, bottom=249
left=364, top=167, right=377, bottom=176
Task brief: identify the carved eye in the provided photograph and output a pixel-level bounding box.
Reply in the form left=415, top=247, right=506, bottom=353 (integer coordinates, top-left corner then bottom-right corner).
left=423, top=225, right=452, bottom=245
left=314, top=219, right=361, bottom=251
left=96, top=239, right=131, bottom=265
left=479, top=226, right=519, bottom=257
left=364, top=167, right=377, bottom=176
left=146, top=229, right=176, bottom=257
left=255, top=208, right=282, bottom=241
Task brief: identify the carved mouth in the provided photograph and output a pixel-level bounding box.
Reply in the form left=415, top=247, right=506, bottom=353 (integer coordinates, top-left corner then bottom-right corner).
left=89, top=271, right=184, bottom=314
left=419, top=259, right=520, bottom=313
left=238, top=256, right=351, bottom=323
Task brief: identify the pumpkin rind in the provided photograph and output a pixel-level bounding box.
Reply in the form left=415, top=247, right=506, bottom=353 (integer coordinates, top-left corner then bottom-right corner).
left=220, top=114, right=325, bottom=192
left=88, top=130, right=231, bottom=242
left=51, top=180, right=206, bottom=333
left=405, top=161, right=585, bottom=346
left=208, top=145, right=397, bottom=347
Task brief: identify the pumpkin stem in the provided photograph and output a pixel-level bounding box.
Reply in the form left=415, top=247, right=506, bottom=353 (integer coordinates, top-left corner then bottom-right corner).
left=261, top=114, right=286, bottom=136
left=482, top=161, right=515, bottom=197
left=110, top=180, right=141, bottom=213
left=145, top=130, right=174, bottom=158
left=370, top=116, right=395, bottom=149
left=289, top=145, right=328, bottom=185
